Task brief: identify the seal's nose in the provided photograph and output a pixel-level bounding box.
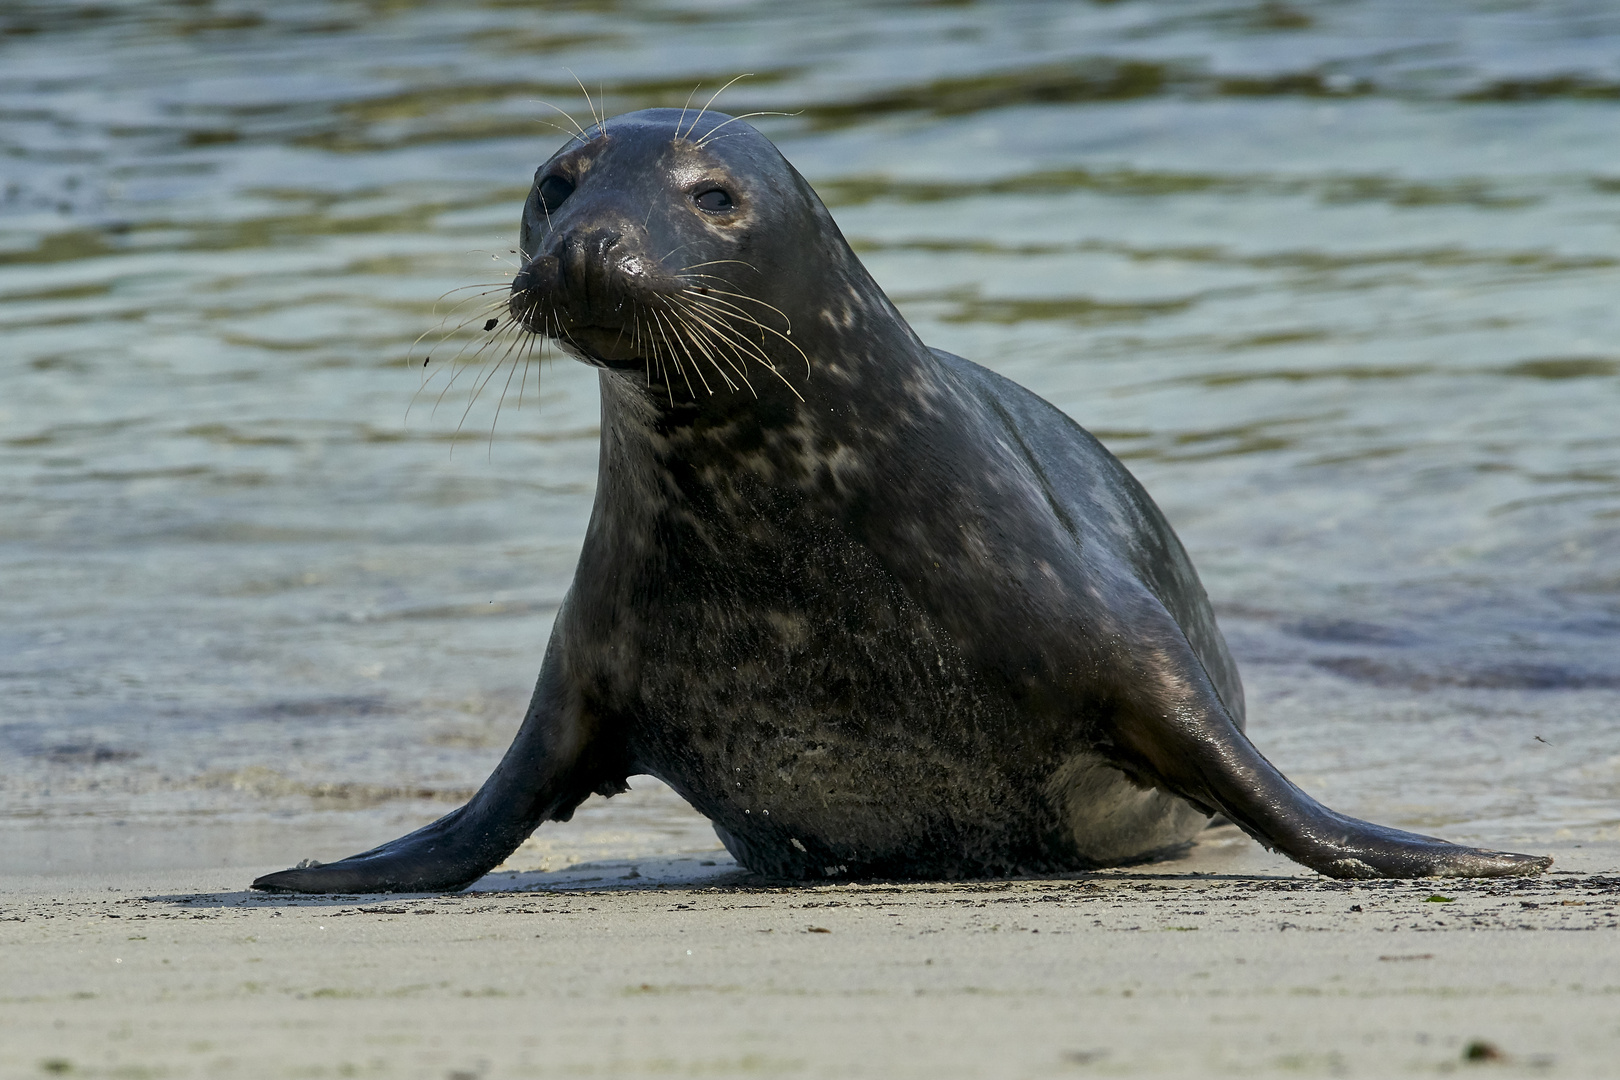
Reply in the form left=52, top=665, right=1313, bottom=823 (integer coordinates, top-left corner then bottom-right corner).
left=554, top=225, right=624, bottom=301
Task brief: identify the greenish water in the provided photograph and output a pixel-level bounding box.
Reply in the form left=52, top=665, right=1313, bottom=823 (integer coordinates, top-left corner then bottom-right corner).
left=3, top=0, right=1618, bottom=874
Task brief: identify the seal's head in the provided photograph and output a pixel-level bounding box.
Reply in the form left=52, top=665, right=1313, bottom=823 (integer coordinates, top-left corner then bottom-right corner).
left=508, top=108, right=888, bottom=403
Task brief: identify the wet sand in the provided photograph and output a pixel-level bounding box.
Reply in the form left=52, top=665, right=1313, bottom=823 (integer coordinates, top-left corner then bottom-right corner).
left=5, top=830, right=1617, bottom=1080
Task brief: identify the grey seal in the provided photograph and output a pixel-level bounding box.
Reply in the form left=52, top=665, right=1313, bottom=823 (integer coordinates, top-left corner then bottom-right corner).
left=253, top=108, right=1550, bottom=892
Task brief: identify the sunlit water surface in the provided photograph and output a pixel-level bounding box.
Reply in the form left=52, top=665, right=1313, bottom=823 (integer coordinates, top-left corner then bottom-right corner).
left=3, top=0, right=1618, bottom=876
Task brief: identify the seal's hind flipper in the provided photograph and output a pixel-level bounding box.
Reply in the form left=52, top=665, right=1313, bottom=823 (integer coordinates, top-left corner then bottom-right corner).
left=252, top=631, right=608, bottom=894
left=1285, top=814, right=1551, bottom=880
left=1110, top=592, right=1551, bottom=880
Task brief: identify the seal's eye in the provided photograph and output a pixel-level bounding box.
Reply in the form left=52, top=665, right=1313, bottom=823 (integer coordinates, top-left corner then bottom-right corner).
left=538, top=175, right=574, bottom=214
left=693, top=187, right=734, bottom=213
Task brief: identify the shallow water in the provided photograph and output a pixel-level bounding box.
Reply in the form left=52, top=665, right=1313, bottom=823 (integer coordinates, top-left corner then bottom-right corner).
left=2, top=0, right=1618, bottom=876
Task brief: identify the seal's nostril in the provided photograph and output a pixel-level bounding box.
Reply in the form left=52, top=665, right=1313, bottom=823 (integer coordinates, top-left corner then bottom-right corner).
left=511, top=267, right=533, bottom=293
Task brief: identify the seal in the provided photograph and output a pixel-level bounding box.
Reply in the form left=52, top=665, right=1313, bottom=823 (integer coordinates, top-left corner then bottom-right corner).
left=253, top=108, right=1550, bottom=893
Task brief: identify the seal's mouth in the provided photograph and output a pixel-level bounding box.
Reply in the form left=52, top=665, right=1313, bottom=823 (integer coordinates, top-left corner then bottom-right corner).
left=558, top=323, right=647, bottom=363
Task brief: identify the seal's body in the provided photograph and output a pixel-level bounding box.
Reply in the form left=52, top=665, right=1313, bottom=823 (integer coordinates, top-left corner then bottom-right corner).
left=254, top=109, right=1549, bottom=893
left=584, top=356, right=1216, bottom=879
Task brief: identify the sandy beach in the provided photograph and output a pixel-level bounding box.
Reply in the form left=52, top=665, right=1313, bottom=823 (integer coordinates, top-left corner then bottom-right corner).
left=5, top=824, right=1617, bottom=1080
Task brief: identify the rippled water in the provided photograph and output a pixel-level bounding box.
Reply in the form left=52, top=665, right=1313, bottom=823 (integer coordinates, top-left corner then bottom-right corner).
left=3, top=0, right=1618, bottom=875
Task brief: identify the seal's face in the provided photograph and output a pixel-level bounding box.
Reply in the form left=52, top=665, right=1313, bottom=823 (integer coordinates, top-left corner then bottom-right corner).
left=509, top=108, right=835, bottom=401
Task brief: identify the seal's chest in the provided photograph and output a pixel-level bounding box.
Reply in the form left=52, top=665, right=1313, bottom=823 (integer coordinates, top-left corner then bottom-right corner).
left=615, top=524, right=1028, bottom=822
left=632, top=542, right=987, bottom=750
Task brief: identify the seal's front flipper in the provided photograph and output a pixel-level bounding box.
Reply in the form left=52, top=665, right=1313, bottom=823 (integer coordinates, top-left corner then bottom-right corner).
left=252, top=632, right=608, bottom=894
left=251, top=798, right=531, bottom=894
left=1113, top=606, right=1551, bottom=880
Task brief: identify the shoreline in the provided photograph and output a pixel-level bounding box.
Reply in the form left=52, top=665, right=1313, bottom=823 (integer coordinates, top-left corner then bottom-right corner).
left=5, top=831, right=1616, bottom=1079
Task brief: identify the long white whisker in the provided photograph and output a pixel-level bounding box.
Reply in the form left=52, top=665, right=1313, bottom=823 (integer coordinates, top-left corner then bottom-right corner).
left=652, top=311, right=698, bottom=399
left=687, top=287, right=796, bottom=332
left=659, top=309, right=719, bottom=395
left=683, top=293, right=811, bottom=379
left=695, top=111, right=799, bottom=146
left=454, top=324, right=531, bottom=451
left=676, top=82, right=702, bottom=139
left=407, top=296, right=522, bottom=422
left=567, top=69, right=603, bottom=135
left=672, top=295, right=805, bottom=400
left=664, top=308, right=728, bottom=393
left=406, top=288, right=512, bottom=361
left=678, top=259, right=760, bottom=274
left=673, top=303, right=754, bottom=395
left=487, top=331, right=529, bottom=458
left=531, top=98, right=590, bottom=142
left=682, top=72, right=753, bottom=141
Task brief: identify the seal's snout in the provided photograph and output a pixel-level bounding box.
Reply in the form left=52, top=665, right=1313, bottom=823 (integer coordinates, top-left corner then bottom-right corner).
left=553, top=223, right=650, bottom=311
left=510, top=218, right=680, bottom=365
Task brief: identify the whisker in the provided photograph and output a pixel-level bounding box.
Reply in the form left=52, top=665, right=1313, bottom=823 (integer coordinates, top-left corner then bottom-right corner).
left=683, top=293, right=812, bottom=379
left=676, top=308, right=754, bottom=395
left=642, top=312, right=675, bottom=406
left=680, top=292, right=791, bottom=346
left=682, top=73, right=753, bottom=141
left=674, top=294, right=773, bottom=361
left=453, top=322, right=531, bottom=452
left=669, top=299, right=759, bottom=394
left=405, top=294, right=523, bottom=421
left=429, top=311, right=530, bottom=423
left=698, top=324, right=770, bottom=400
left=469, top=247, right=524, bottom=270
left=655, top=311, right=697, bottom=400
left=695, top=110, right=800, bottom=146
left=672, top=295, right=804, bottom=400
left=487, top=329, right=530, bottom=459
left=686, top=287, right=796, bottom=332
left=676, top=82, right=702, bottom=140
left=408, top=289, right=510, bottom=351
left=436, top=279, right=517, bottom=300
left=694, top=131, right=771, bottom=147
left=429, top=346, right=476, bottom=420
left=654, top=310, right=705, bottom=397
left=531, top=97, right=591, bottom=143
left=667, top=307, right=733, bottom=393
left=516, top=331, right=533, bottom=414
left=531, top=116, right=589, bottom=141
left=567, top=69, right=604, bottom=136
left=406, top=289, right=514, bottom=363
left=678, top=259, right=760, bottom=274
left=660, top=240, right=704, bottom=265
left=673, top=273, right=744, bottom=289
